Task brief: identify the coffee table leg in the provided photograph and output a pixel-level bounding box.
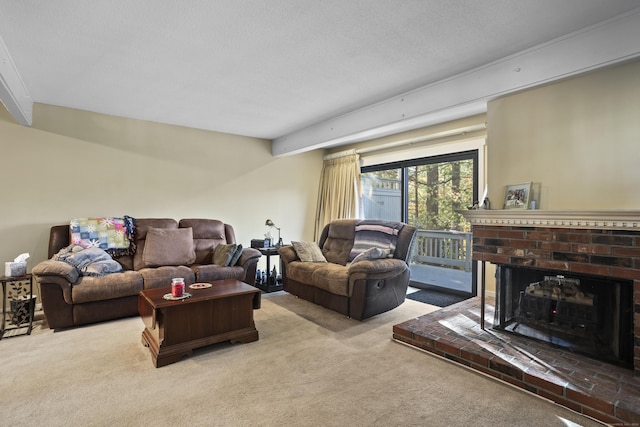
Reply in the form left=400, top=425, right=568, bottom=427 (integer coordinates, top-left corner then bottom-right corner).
left=141, top=328, right=194, bottom=367
left=230, top=328, right=259, bottom=344
left=155, top=350, right=193, bottom=368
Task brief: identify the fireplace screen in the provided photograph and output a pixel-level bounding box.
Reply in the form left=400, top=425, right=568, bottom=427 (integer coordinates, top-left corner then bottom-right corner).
left=494, top=266, right=633, bottom=368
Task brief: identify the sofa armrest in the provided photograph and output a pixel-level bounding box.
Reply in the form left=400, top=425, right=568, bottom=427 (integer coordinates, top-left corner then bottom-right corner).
left=237, top=247, right=261, bottom=266
left=32, top=261, right=78, bottom=318
left=237, top=247, right=261, bottom=286
left=277, top=246, right=299, bottom=265
left=32, top=260, right=79, bottom=284
left=347, top=258, right=407, bottom=276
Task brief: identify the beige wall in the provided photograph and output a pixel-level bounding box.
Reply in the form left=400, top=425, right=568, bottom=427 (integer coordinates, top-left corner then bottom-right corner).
left=481, top=58, right=640, bottom=293
left=0, top=104, right=323, bottom=274
left=487, top=59, right=640, bottom=210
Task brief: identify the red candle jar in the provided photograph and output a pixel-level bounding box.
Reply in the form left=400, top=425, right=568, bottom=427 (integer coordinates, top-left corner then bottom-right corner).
left=171, top=278, right=185, bottom=297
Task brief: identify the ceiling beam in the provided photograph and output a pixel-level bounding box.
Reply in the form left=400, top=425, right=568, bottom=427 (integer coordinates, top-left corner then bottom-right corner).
left=0, top=34, right=32, bottom=126
left=272, top=9, right=640, bottom=157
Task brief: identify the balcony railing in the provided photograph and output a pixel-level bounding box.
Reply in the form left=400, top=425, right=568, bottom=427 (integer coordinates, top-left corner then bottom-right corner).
left=412, top=229, right=472, bottom=272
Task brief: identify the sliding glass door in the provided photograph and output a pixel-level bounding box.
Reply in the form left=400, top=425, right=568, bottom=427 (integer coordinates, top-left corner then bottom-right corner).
left=361, top=151, right=477, bottom=295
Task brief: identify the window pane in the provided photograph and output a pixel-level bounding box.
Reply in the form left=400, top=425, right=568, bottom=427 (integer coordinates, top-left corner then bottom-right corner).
left=361, top=169, right=402, bottom=221
left=407, top=159, right=473, bottom=232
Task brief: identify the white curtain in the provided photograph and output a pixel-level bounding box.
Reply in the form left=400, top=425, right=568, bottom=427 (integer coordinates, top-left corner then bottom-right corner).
left=314, top=154, right=361, bottom=240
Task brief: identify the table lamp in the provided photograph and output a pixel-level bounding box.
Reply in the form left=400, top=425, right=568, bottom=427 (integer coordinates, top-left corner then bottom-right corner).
left=265, top=219, right=283, bottom=247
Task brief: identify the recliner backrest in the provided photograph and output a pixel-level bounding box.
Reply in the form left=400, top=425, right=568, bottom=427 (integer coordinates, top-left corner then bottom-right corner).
left=179, top=219, right=235, bottom=264
left=318, top=219, right=417, bottom=266
left=319, top=219, right=358, bottom=265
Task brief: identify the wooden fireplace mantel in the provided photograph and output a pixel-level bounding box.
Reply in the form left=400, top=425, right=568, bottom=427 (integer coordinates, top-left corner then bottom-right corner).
left=460, top=209, right=640, bottom=231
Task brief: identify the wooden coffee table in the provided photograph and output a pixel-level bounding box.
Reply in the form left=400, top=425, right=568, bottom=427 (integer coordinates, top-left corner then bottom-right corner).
left=138, top=279, right=260, bottom=367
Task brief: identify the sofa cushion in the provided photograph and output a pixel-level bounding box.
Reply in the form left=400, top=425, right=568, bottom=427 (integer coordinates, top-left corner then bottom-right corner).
left=133, top=219, right=178, bottom=270
left=285, top=261, right=326, bottom=284
left=191, top=264, right=245, bottom=282
left=139, top=266, right=196, bottom=290
left=71, top=270, right=144, bottom=304
left=292, top=241, right=327, bottom=262
left=311, top=264, right=350, bottom=296
left=213, top=243, right=238, bottom=266
left=229, top=244, right=243, bottom=266
left=142, top=227, right=196, bottom=267
left=351, top=247, right=388, bottom=264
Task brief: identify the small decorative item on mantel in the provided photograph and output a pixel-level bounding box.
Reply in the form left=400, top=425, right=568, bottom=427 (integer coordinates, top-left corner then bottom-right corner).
left=503, top=182, right=532, bottom=210
left=468, top=186, right=490, bottom=210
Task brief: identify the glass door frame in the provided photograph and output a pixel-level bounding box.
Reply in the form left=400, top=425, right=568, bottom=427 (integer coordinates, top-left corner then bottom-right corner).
left=361, top=149, right=479, bottom=297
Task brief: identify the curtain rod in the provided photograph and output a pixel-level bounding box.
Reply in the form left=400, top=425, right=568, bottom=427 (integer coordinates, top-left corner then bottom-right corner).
left=323, top=122, right=486, bottom=160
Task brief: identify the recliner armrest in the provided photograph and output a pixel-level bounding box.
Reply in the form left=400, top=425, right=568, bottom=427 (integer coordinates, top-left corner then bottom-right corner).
left=32, top=260, right=79, bottom=284
left=347, top=258, right=406, bottom=275
left=277, top=246, right=299, bottom=264
left=237, top=247, right=261, bottom=266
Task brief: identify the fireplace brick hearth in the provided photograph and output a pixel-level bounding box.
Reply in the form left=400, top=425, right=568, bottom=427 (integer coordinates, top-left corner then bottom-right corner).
left=394, top=210, right=640, bottom=425
left=393, top=297, right=640, bottom=424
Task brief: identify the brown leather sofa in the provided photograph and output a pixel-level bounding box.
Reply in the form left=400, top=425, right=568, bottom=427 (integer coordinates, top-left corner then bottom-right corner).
left=32, top=218, right=261, bottom=329
left=278, top=219, right=416, bottom=320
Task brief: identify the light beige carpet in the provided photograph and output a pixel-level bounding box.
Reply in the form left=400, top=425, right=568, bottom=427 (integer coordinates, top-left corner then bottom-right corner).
left=1, top=293, right=605, bottom=427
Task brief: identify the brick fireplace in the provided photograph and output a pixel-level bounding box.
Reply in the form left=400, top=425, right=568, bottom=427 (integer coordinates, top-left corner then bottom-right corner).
left=394, top=210, right=640, bottom=424
left=465, top=209, right=640, bottom=377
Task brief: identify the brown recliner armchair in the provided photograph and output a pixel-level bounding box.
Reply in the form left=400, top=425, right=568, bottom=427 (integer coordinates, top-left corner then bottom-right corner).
left=278, top=219, right=416, bottom=320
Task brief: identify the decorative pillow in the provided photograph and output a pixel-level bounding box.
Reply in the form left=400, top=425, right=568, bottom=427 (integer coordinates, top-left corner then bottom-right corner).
left=213, top=244, right=238, bottom=266
left=142, top=227, right=196, bottom=267
left=292, top=241, right=327, bottom=262
left=351, top=247, right=388, bottom=264
left=229, top=244, right=243, bottom=266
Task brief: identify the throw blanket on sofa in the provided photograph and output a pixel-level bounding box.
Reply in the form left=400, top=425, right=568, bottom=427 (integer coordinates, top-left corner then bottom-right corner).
left=54, top=245, right=123, bottom=277
left=70, top=216, right=135, bottom=256
left=348, top=220, right=404, bottom=261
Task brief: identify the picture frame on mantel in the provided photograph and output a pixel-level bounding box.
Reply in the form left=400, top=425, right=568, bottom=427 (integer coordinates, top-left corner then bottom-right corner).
left=503, top=182, right=532, bottom=209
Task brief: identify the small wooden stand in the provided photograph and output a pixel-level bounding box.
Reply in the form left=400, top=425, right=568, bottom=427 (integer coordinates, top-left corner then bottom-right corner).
left=1, top=274, right=35, bottom=339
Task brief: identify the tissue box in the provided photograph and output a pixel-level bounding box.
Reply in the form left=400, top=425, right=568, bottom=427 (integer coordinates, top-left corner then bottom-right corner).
left=5, top=262, right=27, bottom=277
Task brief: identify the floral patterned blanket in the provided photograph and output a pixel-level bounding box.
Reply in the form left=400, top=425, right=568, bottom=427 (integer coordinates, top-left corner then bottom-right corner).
left=70, top=216, right=135, bottom=257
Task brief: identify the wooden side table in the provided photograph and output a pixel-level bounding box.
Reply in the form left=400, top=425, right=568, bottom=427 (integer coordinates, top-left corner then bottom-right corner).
left=1, top=274, right=35, bottom=339
left=256, top=246, right=285, bottom=293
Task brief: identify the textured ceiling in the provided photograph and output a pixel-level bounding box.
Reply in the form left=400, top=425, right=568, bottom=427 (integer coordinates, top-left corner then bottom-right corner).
left=0, top=0, right=639, bottom=147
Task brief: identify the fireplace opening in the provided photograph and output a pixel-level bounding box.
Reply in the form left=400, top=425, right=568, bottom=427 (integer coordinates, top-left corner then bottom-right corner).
left=494, top=265, right=634, bottom=369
